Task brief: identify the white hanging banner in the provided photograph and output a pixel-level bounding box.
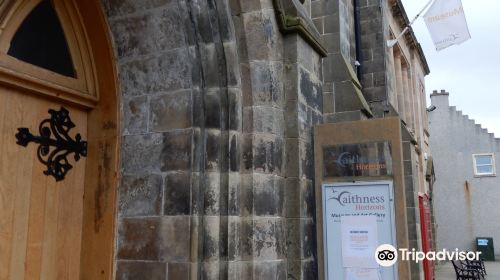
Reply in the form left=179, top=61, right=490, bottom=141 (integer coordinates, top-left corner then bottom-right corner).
left=423, top=0, right=471, bottom=51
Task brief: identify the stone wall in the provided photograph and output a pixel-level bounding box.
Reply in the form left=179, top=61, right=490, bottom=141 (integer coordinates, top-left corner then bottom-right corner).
left=103, top=0, right=324, bottom=278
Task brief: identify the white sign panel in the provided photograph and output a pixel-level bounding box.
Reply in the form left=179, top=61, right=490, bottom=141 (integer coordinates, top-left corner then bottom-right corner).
left=322, top=181, right=398, bottom=280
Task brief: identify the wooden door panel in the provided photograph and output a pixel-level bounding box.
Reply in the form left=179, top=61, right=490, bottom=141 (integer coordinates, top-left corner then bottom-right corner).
left=0, top=86, right=87, bottom=280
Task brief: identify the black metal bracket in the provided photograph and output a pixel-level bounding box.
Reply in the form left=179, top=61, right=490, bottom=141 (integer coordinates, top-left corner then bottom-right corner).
left=15, top=107, right=87, bottom=181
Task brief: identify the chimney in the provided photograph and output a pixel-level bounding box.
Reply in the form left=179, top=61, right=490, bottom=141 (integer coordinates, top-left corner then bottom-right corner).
left=430, top=89, right=449, bottom=108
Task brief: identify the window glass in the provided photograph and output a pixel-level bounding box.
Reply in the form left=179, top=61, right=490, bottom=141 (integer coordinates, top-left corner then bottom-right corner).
left=476, top=165, right=493, bottom=174
left=475, top=155, right=492, bottom=165
left=7, top=0, right=75, bottom=77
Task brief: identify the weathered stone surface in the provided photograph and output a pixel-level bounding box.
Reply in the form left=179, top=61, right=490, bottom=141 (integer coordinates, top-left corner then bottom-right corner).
left=228, top=88, right=242, bottom=131
left=103, top=0, right=174, bottom=17
left=202, top=216, right=221, bottom=261
left=119, top=48, right=192, bottom=97
left=228, top=216, right=242, bottom=260
left=228, top=172, right=241, bottom=215
left=242, top=10, right=282, bottom=61
left=204, top=172, right=221, bottom=215
left=160, top=216, right=191, bottom=261
left=116, top=261, right=166, bottom=280
left=150, top=90, right=192, bottom=131
left=164, top=171, right=191, bottom=215
left=168, top=262, right=193, bottom=279
left=117, top=217, right=162, bottom=260
left=109, top=6, right=185, bottom=58
left=119, top=174, right=163, bottom=216
left=122, top=96, right=148, bottom=135
left=299, top=68, right=323, bottom=112
left=205, top=129, right=221, bottom=171
left=253, top=261, right=286, bottom=280
left=252, top=135, right=284, bottom=175
left=252, top=218, right=285, bottom=260
left=249, top=61, right=284, bottom=107
left=160, top=129, right=192, bottom=171
left=121, top=130, right=192, bottom=173
left=253, top=174, right=284, bottom=216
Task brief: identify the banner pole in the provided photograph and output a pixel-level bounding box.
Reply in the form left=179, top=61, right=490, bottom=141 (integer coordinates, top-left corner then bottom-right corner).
left=387, top=0, right=435, bottom=48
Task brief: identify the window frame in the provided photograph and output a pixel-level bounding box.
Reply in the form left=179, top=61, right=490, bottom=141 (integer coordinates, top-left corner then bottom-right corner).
left=473, top=153, right=496, bottom=177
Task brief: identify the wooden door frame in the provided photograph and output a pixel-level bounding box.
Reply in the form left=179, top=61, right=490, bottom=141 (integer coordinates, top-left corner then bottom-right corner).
left=0, top=1, right=120, bottom=279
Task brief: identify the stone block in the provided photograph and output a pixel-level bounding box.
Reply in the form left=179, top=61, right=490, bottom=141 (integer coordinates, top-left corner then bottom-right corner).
left=150, top=90, right=192, bottom=131
left=252, top=134, right=284, bottom=175
left=160, top=129, right=193, bottom=171
left=200, top=43, right=222, bottom=88
left=253, top=260, right=286, bottom=280
left=253, top=173, right=284, bottom=216
left=203, top=172, right=222, bottom=215
left=122, top=95, right=148, bottom=135
left=252, top=218, right=285, bottom=260
left=228, top=172, right=241, bottom=215
left=333, top=81, right=364, bottom=111
left=109, top=6, right=185, bottom=58
left=228, top=216, right=242, bottom=260
left=204, top=89, right=222, bottom=129
left=160, top=216, right=191, bottom=262
left=286, top=259, right=317, bottom=280
left=249, top=61, right=284, bottom=108
left=286, top=218, right=314, bottom=259
left=167, top=262, right=190, bottom=280
left=205, top=129, right=221, bottom=171
left=224, top=42, right=241, bottom=86
left=202, top=216, right=221, bottom=261
left=299, top=68, right=323, bottom=112
left=321, top=32, right=341, bottom=54
left=362, top=85, right=385, bottom=102
left=285, top=100, right=299, bottom=138
left=324, top=13, right=340, bottom=34
left=229, top=133, right=240, bottom=172
left=311, top=0, right=339, bottom=17
left=242, top=10, right=283, bottom=61
left=239, top=0, right=273, bottom=13
left=251, top=106, right=284, bottom=135
left=228, top=88, right=242, bottom=131
left=117, top=217, right=161, bottom=260
left=115, top=261, right=166, bottom=280
left=119, top=48, right=191, bottom=97
left=240, top=174, right=254, bottom=216
left=119, top=174, right=163, bottom=217
left=121, top=133, right=164, bottom=173
left=164, top=171, right=191, bottom=215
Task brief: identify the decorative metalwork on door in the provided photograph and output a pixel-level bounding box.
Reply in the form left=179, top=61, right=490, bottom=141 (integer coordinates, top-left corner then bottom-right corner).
left=15, top=107, right=87, bottom=181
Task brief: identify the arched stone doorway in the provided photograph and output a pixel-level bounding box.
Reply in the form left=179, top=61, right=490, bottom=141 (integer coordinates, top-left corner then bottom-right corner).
left=0, top=0, right=119, bottom=279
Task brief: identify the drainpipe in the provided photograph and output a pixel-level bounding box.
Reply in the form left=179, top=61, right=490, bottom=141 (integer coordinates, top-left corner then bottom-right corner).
left=354, top=0, right=363, bottom=79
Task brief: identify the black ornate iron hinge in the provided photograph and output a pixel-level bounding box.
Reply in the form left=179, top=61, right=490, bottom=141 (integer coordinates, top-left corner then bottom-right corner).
left=15, top=107, right=87, bottom=181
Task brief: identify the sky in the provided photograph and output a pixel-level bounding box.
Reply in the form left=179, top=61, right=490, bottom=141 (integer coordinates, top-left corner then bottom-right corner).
left=401, top=0, right=500, bottom=136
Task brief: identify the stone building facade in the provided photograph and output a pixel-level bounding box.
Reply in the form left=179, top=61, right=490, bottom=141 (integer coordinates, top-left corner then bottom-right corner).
left=429, top=90, right=500, bottom=257
left=0, top=0, right=434, bottom=279
left=108, top=0, right=434, bottom=278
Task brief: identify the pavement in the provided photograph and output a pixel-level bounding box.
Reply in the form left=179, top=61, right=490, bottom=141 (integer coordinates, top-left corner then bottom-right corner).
left=435, top=261, right=500, bottom=279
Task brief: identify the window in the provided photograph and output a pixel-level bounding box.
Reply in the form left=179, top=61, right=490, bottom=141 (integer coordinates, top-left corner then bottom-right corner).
left=7, top=0, right=75, bottom=77
left=473, top=153, right=496, bottom=176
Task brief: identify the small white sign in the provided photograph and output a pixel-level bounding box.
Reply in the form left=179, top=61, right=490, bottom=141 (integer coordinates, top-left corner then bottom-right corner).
left=340, top=216, right=379, bottom=268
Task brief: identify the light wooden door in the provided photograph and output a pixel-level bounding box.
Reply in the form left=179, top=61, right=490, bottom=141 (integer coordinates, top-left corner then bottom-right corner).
left=0, top=85, right=87, bottom=280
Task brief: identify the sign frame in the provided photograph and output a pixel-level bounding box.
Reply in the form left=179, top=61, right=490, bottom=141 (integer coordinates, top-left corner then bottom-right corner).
left=321, top=181, right=399, bottom=280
